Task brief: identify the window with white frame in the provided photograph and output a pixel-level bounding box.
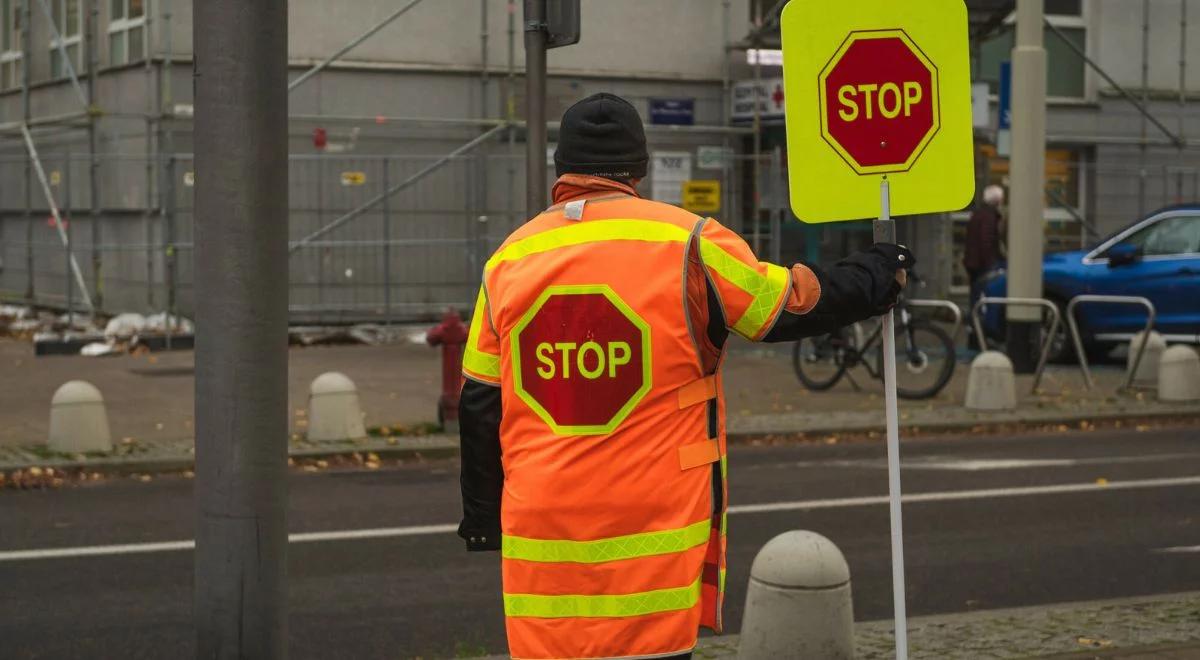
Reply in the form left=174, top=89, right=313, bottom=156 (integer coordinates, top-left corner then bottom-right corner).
left=108, top=0, right=145, bottom=66
left=976, top=0, right=1089, bottom=101
left=1, top=0, right=22, bottom=90
left=50, top=0, right=82, bottom=79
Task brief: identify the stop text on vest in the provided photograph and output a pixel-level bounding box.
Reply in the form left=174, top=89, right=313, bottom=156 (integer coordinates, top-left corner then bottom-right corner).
left=536, top=341, right=632, bottom=380
left=837, top=82, right=923, bottom=121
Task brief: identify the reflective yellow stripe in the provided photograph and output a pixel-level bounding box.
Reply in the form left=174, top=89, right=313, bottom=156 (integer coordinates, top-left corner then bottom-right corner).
left=485, top=219, right=691, bottom=271
left=699, top=239, right=790, bottom=339
left=463, top=287, right=501, bottom=380
left=502, top=519, right=711, bottom=564
left=504, top=578, right=701, bottom=619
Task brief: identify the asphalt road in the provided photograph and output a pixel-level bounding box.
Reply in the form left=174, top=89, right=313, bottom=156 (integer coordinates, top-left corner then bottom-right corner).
left=1, top=427, right=1199, bottom=659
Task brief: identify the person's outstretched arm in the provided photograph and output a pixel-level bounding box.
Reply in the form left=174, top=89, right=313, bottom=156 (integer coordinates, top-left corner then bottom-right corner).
left=698, top=218, right=912, bottom=343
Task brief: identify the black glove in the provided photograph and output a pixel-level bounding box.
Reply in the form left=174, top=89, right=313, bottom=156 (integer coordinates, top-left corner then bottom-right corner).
left=837, top=243, right=915, bottom=316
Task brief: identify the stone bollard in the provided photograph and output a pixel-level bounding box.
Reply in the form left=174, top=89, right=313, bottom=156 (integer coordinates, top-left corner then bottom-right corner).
left=738, top=531, right=853, bottom=660
left=964, top=350, right=1017, bottom=411
left=48, top=380, right=112, bottom=453
left=307, top=372, right=367, bottom=441
left=1158, top=346, right=1200, bottom=402
left=1127, top=331, right=1166, bottom=387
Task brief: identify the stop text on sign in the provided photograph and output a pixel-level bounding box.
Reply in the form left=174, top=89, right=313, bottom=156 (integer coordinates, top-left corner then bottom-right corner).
left=512, top=285, right=651, bottom=436
left=837, top=82, right=923, bottom=121
left=818, top=29, right=940, bottom=175
left=535, top=341, right=632, bottom=380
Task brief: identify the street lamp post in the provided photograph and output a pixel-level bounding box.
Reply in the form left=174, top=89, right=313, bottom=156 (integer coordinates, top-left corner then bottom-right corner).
left=193, top=1, right=290, bottom=657
left=1006, top=0, right=1047, bottom=372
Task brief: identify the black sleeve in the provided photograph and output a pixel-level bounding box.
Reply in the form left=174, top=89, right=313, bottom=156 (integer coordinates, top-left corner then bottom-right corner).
left=457, top=380, right=503, bottom=552
left=761, top=243, right=914, bottom=342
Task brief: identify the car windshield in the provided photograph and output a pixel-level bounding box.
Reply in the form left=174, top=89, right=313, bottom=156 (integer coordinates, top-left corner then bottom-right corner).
left=1093, top=212, right=1200, bottom=257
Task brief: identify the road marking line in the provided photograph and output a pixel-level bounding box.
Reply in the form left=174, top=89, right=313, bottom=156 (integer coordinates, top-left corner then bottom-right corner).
left=777, top=453, right=1200, bottom=472
left=3, top=476, right=1198, bottom=563
left=1153, top=545, right=1200, bottom=554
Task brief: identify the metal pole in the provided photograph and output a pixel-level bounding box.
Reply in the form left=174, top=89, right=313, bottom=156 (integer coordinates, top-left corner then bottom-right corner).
left=721, top=0, right=732, bottom=230
left=1138, top=0, right=1149, bottom=216
left=506, top=0, right=517, bottom=229
left=21, top=0, right=32, bottom=303
left=86, top=0, right=101, bottom=311
left=193, top=0, right=289, bottom=656
left=165, top=156, right=176, bottom=350
left=1178, top=0, right=1187, bottom=201
left=751, top=2, right=763, bottom=254
left=64, top=152, right=73, bottom=324
left=524, top=0, right=548, bottom=215
left=288, top=0, right=429, bottom=93
left=144, top=4, right=155, bottom=308
left=382, top=158, right=392, bottom=324
left=1007, top=0, right=1047, bottom=373
left=873, top=177, right=909, bottom=660
left=770, top=145, right=782, bottom=265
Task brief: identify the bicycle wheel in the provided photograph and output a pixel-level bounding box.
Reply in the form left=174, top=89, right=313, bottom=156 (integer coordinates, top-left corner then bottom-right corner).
left=793, top=331, right=850, bottom=391
left=877, top=319, right=956, bottom=400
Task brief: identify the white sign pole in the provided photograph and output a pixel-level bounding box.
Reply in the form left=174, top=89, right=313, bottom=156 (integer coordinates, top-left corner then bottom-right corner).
left=874, top=176, right=909, bottom=660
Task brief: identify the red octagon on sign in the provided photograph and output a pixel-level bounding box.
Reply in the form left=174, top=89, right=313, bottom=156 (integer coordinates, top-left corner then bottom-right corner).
left=819, top=30, right=940, bottom=175
left=511, top=285, right=651, bottom=436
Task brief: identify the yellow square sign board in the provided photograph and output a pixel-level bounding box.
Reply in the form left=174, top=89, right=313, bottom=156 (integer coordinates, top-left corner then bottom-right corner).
left=682, top=180, right=722, bottom=214
left=782, top=0, right=975, bottom=223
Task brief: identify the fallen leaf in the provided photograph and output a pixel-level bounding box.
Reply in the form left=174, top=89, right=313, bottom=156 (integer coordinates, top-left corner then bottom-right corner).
left=1095, top=478, right=1109, bottom=486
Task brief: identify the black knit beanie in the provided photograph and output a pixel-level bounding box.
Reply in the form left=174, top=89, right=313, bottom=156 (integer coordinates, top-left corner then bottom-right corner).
left=554, top=93, right=649, bottom=180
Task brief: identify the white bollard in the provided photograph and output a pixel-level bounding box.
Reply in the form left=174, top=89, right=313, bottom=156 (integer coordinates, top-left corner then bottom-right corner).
left=1127, top=331, right=1166, bottom=387
left=307, top=372, right=367, bottom=441
left=1158, top=346, right=1200, bottom=403
left=48, top=380, right=112, bottom=453
left=738, top=531, right=853, bottom=660
left=964, top=350, right=1017, bottom=411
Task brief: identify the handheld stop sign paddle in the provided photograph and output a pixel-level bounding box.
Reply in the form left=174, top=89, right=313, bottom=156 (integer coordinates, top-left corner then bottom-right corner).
left=780, top=2, right=975, bottom=659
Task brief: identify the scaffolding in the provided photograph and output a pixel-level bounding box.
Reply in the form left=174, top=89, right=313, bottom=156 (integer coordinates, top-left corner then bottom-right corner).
left=4, top=1, right=1200, bottom=323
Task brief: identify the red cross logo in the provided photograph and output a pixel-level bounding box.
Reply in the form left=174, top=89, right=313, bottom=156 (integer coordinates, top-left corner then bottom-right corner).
left=771, top=85, right=785, bottom=109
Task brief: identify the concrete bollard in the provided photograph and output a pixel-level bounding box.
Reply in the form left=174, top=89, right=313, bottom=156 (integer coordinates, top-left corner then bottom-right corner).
left=738, top=530, right=853, bottom=660
left=1127, top=331, right=1166, bottom=387
left=307, top=372, right=367, bottom=441
left=48, top=380, right=112, bottom=453
left=964, top=350, right=1017, bottom=411
left=1158, top=346, right=1200, bottom=402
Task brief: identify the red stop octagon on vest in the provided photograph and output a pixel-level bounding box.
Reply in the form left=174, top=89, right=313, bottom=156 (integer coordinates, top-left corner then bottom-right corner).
left=819, top=30, right=940, bottom=175
left=511, top=285, right=651, bottom=436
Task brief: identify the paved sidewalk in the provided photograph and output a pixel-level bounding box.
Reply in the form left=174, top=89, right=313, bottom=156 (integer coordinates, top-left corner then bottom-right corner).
left=685, top=591, right=1200, bottom=660
left=1, top=337, right=1198, bottom=473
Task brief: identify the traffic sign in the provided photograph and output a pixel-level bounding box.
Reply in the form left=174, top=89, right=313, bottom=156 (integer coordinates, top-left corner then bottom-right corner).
left=682, top=180, right=722, bottom=213
left=782, top=0, right=974, bottom=222
left=511, top=285, right=651, bottom=436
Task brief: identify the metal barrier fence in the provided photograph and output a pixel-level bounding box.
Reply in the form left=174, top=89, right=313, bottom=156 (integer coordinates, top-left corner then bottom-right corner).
left=0, top=149, right=762, bottom=323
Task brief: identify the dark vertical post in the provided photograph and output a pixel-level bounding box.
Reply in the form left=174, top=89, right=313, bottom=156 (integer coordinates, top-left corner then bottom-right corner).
left=382, top=157, right=392, bottom=324
left=64, top=153, right=74, bottom=325
left=524, top=0, right=547, bottom=215
left=21, top=0, right=32, bottom=303
left=193, top=0, right=289, bottom=657
left=86, top=0, right=101, bottom=310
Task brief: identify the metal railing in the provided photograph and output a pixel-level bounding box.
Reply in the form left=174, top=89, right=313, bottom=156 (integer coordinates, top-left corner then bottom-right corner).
left=1065, top=295, right=1157, bottom=392
left=908, top=299, right=964, bottom=339
left=970, top=296, right=1062, bottom=394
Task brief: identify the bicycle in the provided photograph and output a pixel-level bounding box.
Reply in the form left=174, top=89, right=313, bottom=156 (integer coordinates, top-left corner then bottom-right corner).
left=791, top=274, right=957, bottom=400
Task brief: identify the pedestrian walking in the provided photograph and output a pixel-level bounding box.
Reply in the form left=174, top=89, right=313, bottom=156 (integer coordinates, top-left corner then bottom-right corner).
left=457, top=92, right=912, bottom=660
left=964, top=184, right=1006, bottom=349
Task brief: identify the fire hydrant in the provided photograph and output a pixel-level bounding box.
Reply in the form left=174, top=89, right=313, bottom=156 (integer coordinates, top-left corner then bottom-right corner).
left=427, top=309, right=469, bottom=433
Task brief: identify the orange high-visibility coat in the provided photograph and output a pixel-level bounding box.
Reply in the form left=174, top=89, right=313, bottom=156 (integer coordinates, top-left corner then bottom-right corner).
left=462, top=175, right=820, bottom=660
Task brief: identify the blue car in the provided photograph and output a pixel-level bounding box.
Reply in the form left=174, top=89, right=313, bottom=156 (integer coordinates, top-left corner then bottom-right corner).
left=981, top=205, right=1200, bottom=360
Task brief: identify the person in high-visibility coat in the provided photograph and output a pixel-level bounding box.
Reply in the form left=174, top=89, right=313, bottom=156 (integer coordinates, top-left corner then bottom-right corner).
left=459, top=93, right=911, bottom=660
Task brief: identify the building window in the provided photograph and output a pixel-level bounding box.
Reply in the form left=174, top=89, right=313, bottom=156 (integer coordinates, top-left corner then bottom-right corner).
left=1, top=0, right=22, bottom=90
left=976, top=3, right=1089, bottom=101
left=108, top=0, right=145, bottom=66
left=50, top=0, right=82, bottom=79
